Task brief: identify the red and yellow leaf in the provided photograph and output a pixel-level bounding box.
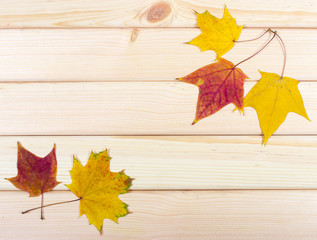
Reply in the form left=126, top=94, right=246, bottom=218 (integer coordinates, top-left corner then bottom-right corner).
left=178, top=58, right=248, bottom=124
left=6, top=142, right=60, bottom=197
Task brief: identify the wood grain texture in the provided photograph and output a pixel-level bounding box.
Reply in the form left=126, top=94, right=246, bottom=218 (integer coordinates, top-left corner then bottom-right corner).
left=0, top=28, right=316, bottom=81
left=1, top=190, right=317, bottom=239
left=1, top=136, right=317, bottom=190
left=0, top=0, right=316, bottom=28
left=1, top=0, right=316, bottom=238
left=0, top=82, right=314, bottom=135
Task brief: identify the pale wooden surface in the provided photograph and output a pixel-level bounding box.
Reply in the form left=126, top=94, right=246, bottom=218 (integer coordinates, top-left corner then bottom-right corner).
left=0, top=0, right=316, bottom=28
left=2, top=190, right=317, bottom=240
left=0, top=29, right=315, bottom=81
left=0, top=82, right=314, bottom=135
left=1, top=136, right=317, bottom=190
left=1, top=0, right=317, bottom=239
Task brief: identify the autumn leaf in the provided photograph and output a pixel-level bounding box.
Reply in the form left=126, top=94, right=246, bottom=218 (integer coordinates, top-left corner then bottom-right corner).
left=66, top=149, right=133, bottom=233
left=189, top=6, right=243, bottom=59
left=178, top=58, right=248, bottom=124
left=243, top=71, right=310, bottom=144
left=6, top=142, right=60, bottom=197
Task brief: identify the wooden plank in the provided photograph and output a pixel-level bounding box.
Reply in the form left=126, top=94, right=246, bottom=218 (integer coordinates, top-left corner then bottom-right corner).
left=0, top=82, right=314, bottom=135
left=1, top=190, right=317, bottom=239
left=0, top=0, right=316, bottom=28
left=1, top=136, right=317, bottom=190
left=0, top=28, right=316, bottom=81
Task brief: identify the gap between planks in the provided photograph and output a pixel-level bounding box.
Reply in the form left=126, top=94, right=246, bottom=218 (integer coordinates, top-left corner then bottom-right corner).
left=0, top=79, right=316, bottom=84
left=4, top=188, right=317, bottom=192
left=1, top=134, right=317, bottom=137
left=1, top=27, right=317, bottom=30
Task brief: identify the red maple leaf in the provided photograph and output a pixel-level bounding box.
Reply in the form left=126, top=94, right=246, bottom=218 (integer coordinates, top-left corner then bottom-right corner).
left=6, top=142, right=60, bottom=197
left=178, top=58, right=248, bottom=124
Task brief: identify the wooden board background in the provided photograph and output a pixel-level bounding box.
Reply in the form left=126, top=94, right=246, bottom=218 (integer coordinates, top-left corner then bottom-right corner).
left=0, top=0, right=316, bottom=239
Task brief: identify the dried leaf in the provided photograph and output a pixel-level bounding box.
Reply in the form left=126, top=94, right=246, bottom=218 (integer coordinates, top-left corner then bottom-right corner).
left=178, top=58, right=248, bottom=124
left=6, top=142, right=60, bottom=197
left=243, top=71, right=310, bottom=144
left=66, top=149, right=133, bottom=233
left=189, top=6, right=243, bottom=59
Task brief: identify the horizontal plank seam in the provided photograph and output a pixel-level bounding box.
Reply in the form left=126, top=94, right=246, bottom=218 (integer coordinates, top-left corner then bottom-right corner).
left=0, top=26, right=316, bottom=30
left=2, top=189, right=317, bottom=192
left=1, top=133, right=317, bottom=137
left=0, top=80, right=315, bottom=84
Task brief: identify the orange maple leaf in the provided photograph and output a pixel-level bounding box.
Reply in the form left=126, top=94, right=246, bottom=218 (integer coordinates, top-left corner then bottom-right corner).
left=178, top=58, right=248, bottom=124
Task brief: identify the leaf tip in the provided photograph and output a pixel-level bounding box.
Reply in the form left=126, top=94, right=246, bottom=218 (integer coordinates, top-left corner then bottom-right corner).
left=233, top=106, right=244, bottom=115
left=185, top=40, right=193, bottom=46
left=17, top=141, right=23, bottom=149
left=301, top=108, right=311, bottom=122
left=239, top=105, right=244, bottom=114
left=192, top=119, right=198, bottom=125
left=128, top=177, right=135, bottom=187
left=99, top=226, right=103, bottom=235
left=258, top=70, right=266, bottom=76
left=127, top=209, right=133, bottom=215
left=223, top=5, right=231, bottom=18
left=72, top=155, right=80, bottom=164
left=263, top=134, right=270, bottom=146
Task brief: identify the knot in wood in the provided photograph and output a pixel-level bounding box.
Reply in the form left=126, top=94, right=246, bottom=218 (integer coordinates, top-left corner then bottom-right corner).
left=147, top=2, right=171, bottom=23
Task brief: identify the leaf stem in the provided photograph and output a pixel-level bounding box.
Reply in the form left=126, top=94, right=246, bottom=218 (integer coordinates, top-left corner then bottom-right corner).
left=234, top=29, right=287, bottom=78
left=41, top=192, right=44, bottom=220
left=234, top=28, right=271, bottom=43
left=235, top=30, right=277, bottom=68
left=22, top=197, right=81, bottom=215
left=274, top=32, right=287, bottom=78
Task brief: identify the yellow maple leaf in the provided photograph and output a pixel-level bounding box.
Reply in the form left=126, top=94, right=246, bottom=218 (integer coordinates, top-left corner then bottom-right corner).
left=66, top=149, right=133, bottom=233
left=244, top=71, right=310, bottom=145
left=189, top=6, right=243, bottom=59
